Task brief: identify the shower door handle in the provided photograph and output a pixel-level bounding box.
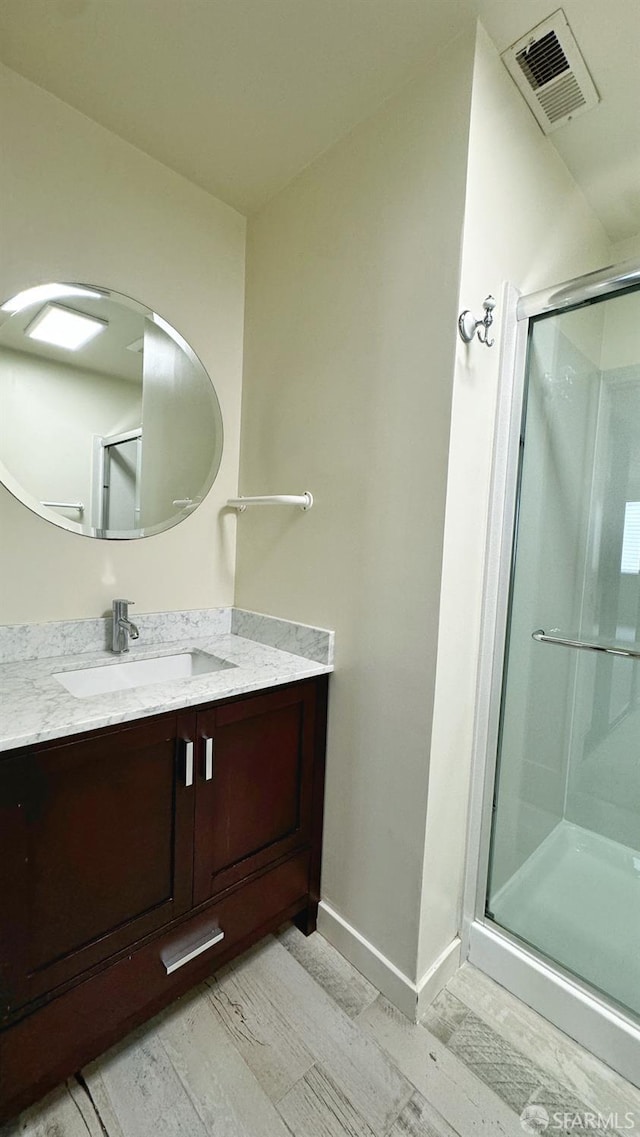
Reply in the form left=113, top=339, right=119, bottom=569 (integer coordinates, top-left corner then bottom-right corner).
left=532, top=629, right=640, bottom=660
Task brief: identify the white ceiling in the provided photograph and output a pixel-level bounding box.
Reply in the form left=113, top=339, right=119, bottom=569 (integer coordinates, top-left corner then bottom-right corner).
left=0, top=0, right=638, bottom=241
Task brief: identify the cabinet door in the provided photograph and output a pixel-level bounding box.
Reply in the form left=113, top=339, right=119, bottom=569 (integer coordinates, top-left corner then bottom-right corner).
left=193, top=683, right=316, bottom=904
left=0, top=713, right=195, bottom=1016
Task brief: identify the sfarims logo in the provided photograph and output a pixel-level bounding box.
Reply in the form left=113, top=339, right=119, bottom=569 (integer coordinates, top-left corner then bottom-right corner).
left=520, top=1107, right=637, bottom=1132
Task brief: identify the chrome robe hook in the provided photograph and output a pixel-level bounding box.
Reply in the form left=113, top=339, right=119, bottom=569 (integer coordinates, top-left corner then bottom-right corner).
left=458, top=295, right=496, bottom=347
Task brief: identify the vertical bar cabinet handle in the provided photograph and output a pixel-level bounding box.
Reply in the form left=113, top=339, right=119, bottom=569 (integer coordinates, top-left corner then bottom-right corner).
left=204, top=736, right=214, bottom=781
left=184, top=740, right=194, bottom=787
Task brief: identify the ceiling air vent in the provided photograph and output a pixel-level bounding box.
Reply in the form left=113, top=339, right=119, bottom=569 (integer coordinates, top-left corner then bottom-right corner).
left=501, top=10, right=599, bottom=134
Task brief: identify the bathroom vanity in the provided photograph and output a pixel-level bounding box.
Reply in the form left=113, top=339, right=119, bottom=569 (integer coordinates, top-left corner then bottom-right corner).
left=0, top=609, right=332, bottom=1121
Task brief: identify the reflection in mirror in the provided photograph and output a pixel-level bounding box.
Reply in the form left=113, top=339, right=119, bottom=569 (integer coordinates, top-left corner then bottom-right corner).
left=0, top=283, right=224, bottom=539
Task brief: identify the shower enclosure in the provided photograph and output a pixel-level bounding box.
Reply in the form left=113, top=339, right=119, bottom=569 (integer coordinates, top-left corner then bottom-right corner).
left=465, top=263, right=640, bottom=1088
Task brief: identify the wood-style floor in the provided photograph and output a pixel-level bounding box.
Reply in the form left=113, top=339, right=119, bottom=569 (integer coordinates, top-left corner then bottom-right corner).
left=4, top=925, right=640, bottom=1136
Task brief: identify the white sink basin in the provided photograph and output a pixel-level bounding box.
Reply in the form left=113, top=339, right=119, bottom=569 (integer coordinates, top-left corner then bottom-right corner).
left=55, top=650, right=236, bottom=699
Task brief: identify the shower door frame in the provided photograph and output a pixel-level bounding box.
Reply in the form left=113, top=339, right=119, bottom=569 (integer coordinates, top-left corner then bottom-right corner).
left=462, top=261, right=640, bottom=1089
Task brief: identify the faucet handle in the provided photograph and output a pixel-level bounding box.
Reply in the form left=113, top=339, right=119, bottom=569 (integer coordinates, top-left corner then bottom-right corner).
left=113, top=598, right=135, bottom=606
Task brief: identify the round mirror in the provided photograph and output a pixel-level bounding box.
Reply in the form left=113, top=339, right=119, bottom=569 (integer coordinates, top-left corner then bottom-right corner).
left=0, top=282, right=224, bottom=538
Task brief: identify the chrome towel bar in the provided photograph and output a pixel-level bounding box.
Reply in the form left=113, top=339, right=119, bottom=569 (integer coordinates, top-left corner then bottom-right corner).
left=228, top=492, right=313, bottom=512
left=532, top=629, right=640, bottom=660
left=41, top=501, right=85, bottom=513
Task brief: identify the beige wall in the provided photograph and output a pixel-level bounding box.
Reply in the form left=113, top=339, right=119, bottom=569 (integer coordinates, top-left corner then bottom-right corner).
left=0, top=63, right=245, bottom=624
left=610, top=234, right=640, bottom=263
left=417, top=23, right=611, bottom=977
left=0, top=346, right=141, bottom=518
left=236, top=29, right=476, bottom=981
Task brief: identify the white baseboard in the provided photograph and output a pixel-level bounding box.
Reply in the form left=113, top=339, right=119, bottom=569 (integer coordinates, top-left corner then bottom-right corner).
left=317, top=900, right=460, bottom=1022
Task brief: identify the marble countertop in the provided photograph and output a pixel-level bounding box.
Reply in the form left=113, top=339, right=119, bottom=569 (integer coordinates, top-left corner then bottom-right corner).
left=0, top=609, right=334, bottom=753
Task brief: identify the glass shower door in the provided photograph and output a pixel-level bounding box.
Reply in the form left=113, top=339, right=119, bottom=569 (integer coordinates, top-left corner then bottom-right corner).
left=486, top=286, right=640, bottom=1019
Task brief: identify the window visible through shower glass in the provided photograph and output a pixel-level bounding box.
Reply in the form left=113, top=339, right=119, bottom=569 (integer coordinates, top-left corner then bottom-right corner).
left=486, top=285, right=640, bottom=1020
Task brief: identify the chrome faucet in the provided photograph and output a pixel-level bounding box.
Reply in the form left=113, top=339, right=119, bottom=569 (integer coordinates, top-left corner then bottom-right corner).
left=112, top=599, right=140, bottom=654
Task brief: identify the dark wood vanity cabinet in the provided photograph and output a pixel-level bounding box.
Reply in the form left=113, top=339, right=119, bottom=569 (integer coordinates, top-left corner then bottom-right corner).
left=0, top=713, right=195, bottom=1015
left=194, top=682, right=317, bottom=903
left=0, top=676, right=328, bottom=1122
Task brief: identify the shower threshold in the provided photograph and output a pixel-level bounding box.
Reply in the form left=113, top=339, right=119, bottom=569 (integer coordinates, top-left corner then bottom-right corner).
left=489, top=820, right=640, bottom=1020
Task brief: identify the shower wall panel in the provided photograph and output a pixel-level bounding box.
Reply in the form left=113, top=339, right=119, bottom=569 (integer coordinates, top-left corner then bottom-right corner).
left=489, top=312, right=603, bottom=896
